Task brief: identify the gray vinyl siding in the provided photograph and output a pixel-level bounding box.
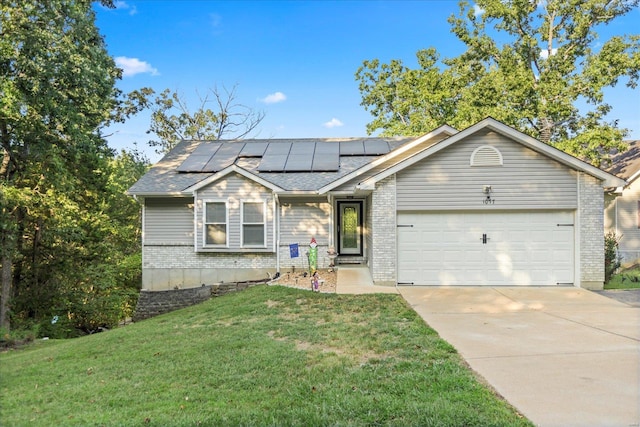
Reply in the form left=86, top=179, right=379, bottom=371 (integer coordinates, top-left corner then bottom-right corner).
left=397, top=130, right=578, bottom=210
left=144, top=198, right=194, bottom=245
left=333, top=134, right=451, bottom=193
left=279, top=197, right=331, bottom=246
left=605, top=178, right=640, bottom=266
left=195, top=173, right=275, bottom=252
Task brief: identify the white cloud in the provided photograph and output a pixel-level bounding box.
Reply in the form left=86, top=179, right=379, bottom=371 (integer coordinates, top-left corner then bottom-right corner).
left=473, top=4, right=485, bottom=17
left=114, top=1, right=137, bottom=15
left=260, top=92, right=287, bottom=104
left=323, top=118, right=344, bottom=128
left=115, top=56, right=159, bottom=77
left=540, top=48, right=558, bottom=59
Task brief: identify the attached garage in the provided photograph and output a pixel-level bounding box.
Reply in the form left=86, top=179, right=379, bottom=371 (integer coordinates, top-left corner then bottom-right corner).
left=397, top=211, right=575, bottom=286
left=364, top=120, right=626, bottom=290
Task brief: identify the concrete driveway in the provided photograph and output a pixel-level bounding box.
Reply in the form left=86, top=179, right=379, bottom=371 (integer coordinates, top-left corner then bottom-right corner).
left=398, top=287, right=640, bottom=427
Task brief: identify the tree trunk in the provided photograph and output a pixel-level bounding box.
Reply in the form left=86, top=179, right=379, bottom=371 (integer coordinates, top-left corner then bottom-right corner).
left=1, top=252, right=12, bottom=331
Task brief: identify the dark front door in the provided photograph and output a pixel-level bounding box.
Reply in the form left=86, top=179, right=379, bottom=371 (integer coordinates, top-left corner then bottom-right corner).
left=338, top=201, right=362, bottom=255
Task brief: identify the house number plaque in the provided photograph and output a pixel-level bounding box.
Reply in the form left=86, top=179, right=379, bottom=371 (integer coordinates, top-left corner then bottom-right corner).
left=482, top=197, right=495, bottom=205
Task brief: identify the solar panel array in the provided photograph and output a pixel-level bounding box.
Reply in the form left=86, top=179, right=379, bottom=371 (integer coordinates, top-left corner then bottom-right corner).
left=177, top=140, right=390, bottom=173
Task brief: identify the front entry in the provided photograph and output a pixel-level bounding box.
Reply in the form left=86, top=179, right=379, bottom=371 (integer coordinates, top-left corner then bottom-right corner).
left=337, top=201, right=363, bottom=255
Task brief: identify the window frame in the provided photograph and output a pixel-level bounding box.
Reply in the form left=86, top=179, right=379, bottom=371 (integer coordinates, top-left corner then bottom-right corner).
left=241, top=200, right=267, bottom=248
left=203, top=200, right=229, bottom=248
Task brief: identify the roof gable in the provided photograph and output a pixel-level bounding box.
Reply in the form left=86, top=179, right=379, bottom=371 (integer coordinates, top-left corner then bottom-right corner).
left=184, top=165, right=285, bottom=193
left=356, top=118, right=626, bottom=190
left=317, top=124, right=459, bottom=193
left=127, top=118, right=626, bottom=196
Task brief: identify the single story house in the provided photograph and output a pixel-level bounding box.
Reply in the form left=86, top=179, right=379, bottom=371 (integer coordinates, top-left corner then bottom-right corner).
left=128, top=117, right=625, bottom=291
left=605, top=139, right=640, bottom=267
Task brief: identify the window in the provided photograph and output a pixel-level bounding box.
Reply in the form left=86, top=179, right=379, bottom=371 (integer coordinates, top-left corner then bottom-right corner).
left=204, top=201, right=227, bottom=246
left=242, top=201, right=266, bottom=247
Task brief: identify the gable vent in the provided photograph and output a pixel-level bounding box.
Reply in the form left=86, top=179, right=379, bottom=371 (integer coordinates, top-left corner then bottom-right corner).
left=470, top=145, right=503, bottom=166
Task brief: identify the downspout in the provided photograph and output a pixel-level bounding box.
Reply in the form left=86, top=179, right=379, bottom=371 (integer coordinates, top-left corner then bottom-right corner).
left=575, top=172, right=582, bottom=288
left=615, top=194, right=619, bottom=237
left=140, top=197, right=146, bottom=289
left=193, top=192, right=198, bottom=252
left=274, top=193, right=280, bottom=276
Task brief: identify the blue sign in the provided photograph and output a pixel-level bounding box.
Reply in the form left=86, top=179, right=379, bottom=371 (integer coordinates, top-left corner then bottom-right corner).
left=289, top=243, right=299, bottom=258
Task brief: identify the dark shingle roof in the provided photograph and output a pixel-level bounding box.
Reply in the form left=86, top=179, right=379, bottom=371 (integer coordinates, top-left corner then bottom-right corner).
left=607, top=140, right=640, bottom=181
left=127, top=137, right=414, bottom=195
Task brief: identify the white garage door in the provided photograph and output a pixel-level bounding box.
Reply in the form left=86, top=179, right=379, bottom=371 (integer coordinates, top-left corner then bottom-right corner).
left=397, top=211, right=574, bottom=286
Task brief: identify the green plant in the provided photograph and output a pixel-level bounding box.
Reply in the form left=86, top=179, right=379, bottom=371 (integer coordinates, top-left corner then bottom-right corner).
left=605, top=266, right=640, bottom=290
left=605, top=231, right=622, bottom=283
left=0, top=325, right=38, bottom=350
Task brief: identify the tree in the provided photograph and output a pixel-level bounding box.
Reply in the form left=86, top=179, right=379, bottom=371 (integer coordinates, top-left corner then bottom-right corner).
left=147, top=84, right=265, bottom=154
left=356, top=0, right=640, bottom=166
left=0, top=0, right=148, bottom=332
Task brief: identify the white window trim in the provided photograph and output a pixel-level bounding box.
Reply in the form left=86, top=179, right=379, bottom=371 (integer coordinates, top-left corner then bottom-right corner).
left=203, top=199, right=229, bottom=248
left=241, top=199, right=267, bottom=248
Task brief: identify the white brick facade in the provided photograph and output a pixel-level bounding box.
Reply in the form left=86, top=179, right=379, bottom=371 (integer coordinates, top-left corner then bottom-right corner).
left=143, top=245, right=276, bottom=290
left=370, top=175, right=397, bottom=286
left=579, top=173, right=605, bottom=289
left=278, top=243, right=333, bottom=272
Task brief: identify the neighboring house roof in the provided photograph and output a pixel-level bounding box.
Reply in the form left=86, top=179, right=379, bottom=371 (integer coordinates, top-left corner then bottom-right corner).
left=607, top=139, right=640, bottom=184
left=127, top=118, right=626, bottom=196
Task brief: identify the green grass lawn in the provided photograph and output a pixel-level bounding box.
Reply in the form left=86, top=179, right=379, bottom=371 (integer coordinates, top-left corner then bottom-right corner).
left=0, top=285, right=531, bottom=426
left=606, top=267, right=640, bottom=289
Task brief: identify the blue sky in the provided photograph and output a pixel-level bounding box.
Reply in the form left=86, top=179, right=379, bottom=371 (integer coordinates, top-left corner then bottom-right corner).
left=94, top=1, right=640, bottom=162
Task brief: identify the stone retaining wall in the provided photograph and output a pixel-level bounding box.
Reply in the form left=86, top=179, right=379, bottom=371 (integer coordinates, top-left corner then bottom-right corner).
left=133, top=282, right=264, bottom=321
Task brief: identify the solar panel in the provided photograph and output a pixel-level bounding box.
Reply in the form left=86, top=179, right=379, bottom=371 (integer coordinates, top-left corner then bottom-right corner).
left=202, top=143, right=244, bottom=172
left=239, top=142, right=268, bottom=158
left=191, top=142, right=222, bottom=156
left=177, top=137, right=385, bottom=174
left=257, top=142, right=291, bottom=171
left=312, top=142, right=340, bottom=171
left=177, top=142, right=222, bottom=172
left=364, top=139, right=390, bottom=155
left=177, top=155, right=213, bottom=172
left=315, top=141, right=339, bottom=154
left=289, top=142, right=315, bottom=156
left=282, top=142, right=314, bottom=171
left=340, top=140, right=365, bottom=156
left=284, top=154, right=313, bottom=171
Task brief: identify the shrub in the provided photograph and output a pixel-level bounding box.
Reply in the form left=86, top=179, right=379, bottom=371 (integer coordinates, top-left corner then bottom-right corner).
left=0, top=325, right=38, bottom=349
left=605, top=231, right=621, bottom=283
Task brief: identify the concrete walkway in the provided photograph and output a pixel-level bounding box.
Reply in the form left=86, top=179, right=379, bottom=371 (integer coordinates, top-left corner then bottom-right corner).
left=335, top=265, right=398, bottom=294
left=399, top=287, right=640, bottom=427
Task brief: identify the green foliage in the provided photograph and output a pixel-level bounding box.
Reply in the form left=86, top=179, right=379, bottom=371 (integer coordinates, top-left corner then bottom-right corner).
left=1, top=1, right=150, bottom=335
left=8, top=150, right=147, bottom=336
left=606, top=266, right=640, bottom=289
left=147, top=84, right=265, bottom=154
left=0, top=286, right=533, bottom=426
left=356, top=0, right=639, bottom=166
left=605, top=231, right=622, bottom=283
left=0, top=324, right=37, bottom=349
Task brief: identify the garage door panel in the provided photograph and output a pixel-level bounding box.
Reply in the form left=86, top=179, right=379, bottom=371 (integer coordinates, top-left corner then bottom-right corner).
left=398, top=211, right=575, bottom=286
